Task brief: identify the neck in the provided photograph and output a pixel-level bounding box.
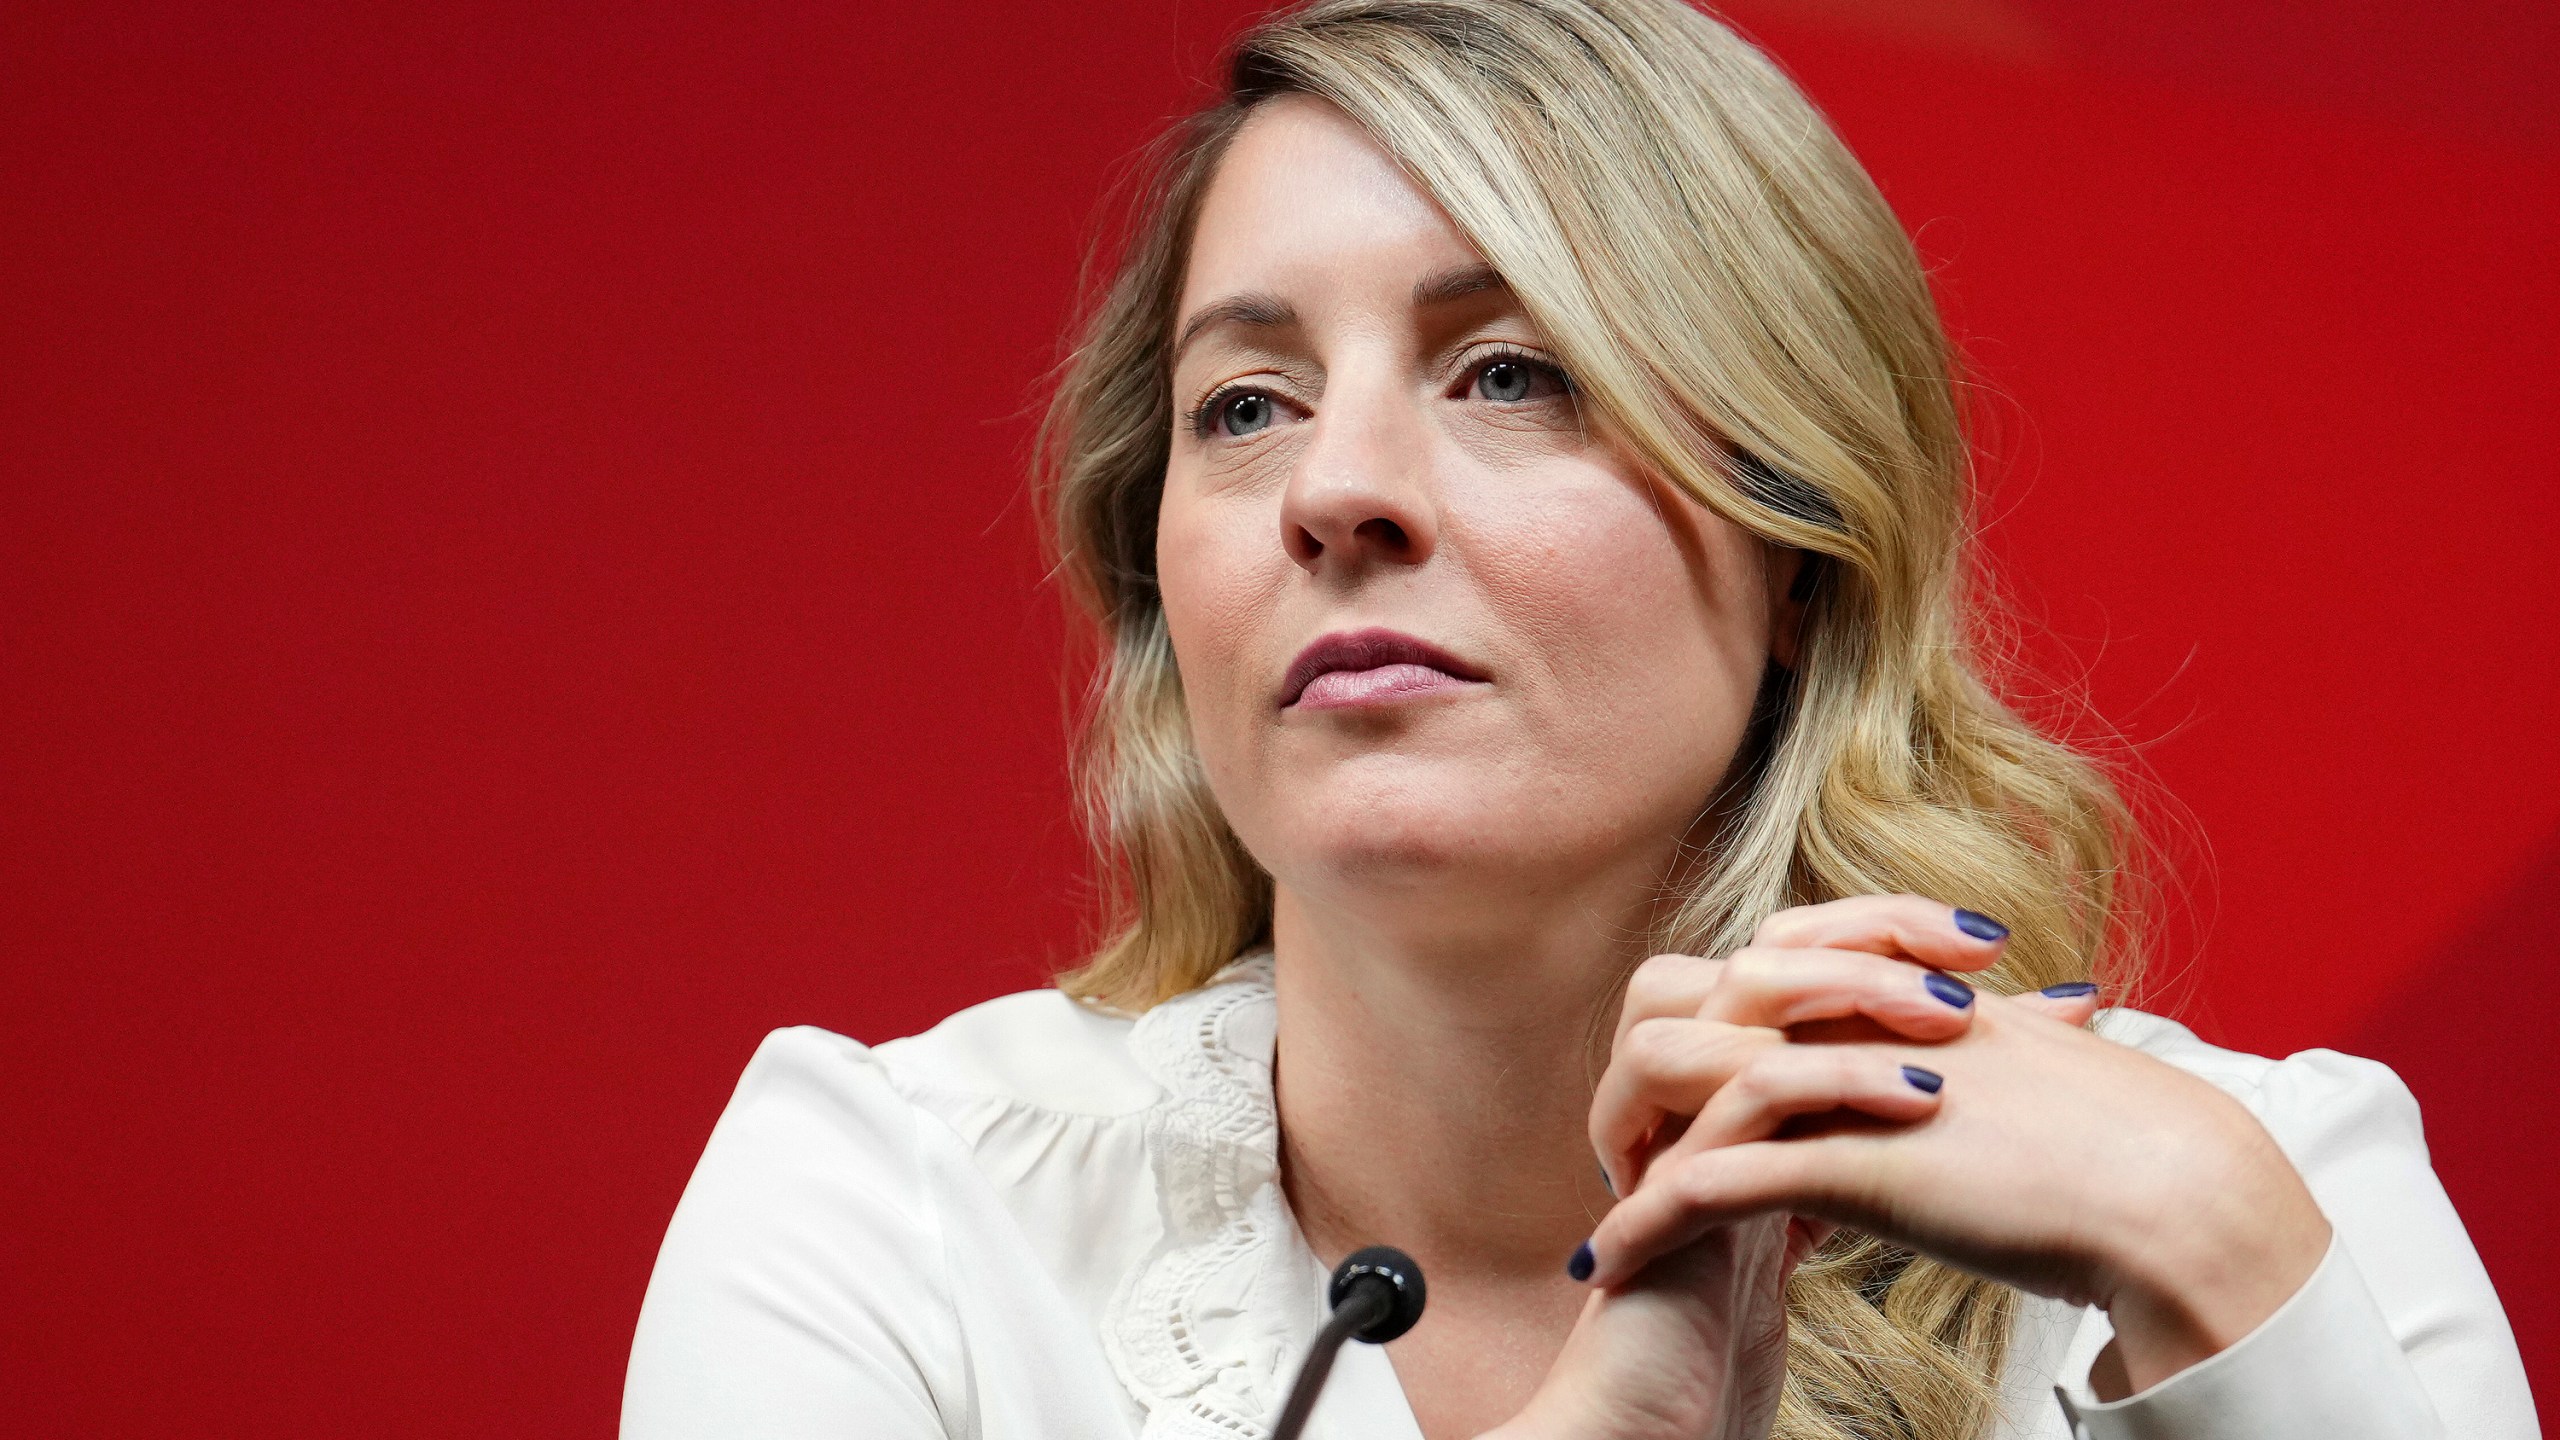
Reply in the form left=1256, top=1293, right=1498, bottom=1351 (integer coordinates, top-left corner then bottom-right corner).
left=1270, top=867, right=1659, bottom=1281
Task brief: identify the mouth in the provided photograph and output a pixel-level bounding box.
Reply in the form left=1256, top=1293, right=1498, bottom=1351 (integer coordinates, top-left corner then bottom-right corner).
left=1279, top=627, right=1489, bottom=711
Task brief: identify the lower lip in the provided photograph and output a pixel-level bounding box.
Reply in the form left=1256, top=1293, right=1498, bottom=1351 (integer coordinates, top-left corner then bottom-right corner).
left=1290, top=663, right=1479, bottom=711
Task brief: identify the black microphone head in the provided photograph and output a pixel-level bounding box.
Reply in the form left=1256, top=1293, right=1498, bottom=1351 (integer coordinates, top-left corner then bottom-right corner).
left=1328, top=1245, right=1427, bottom=1344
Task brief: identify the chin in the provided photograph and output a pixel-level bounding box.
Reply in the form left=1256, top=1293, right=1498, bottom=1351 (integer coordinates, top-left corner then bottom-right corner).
left=1257, top=766, right=1610, bottom=900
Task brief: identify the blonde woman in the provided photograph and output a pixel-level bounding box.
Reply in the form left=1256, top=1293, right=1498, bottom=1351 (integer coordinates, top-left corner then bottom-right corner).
left=622, top=2, right=2534, bottom=1437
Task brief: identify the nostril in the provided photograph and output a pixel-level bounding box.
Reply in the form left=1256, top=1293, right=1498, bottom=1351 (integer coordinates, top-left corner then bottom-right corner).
left=1354, top=517, right=1409, bottom=551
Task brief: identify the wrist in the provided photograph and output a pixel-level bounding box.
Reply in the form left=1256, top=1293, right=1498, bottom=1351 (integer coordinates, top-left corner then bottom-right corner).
left=2093, top=1129, right=2331, bottom=1397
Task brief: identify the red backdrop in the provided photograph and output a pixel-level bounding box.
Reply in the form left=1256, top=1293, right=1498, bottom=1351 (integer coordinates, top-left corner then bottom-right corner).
left=6, top=2, right=2553, bottom=1432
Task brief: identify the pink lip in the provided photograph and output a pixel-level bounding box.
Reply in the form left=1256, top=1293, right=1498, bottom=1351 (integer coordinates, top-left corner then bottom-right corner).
left=1279, top=628, right=1488, bottom=711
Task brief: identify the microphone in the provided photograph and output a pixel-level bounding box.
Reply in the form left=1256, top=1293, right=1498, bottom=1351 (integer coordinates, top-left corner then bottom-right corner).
left=1270, top=1246, right=1428, bottom=1440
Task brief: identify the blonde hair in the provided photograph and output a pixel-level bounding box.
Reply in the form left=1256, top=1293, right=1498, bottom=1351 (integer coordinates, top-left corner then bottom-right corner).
left=1039, top=2, right=2144, bottom=1436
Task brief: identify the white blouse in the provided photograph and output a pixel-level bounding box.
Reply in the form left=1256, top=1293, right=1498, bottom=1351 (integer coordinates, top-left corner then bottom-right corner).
left=622, top=958, right=2537, bottom=1440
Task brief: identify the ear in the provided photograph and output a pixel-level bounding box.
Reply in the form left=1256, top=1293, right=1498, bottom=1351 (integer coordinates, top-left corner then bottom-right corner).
left=1767, top=548, right=1815, bottom=673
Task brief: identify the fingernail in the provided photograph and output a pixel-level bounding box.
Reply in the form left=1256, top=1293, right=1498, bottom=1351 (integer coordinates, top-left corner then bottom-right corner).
left=1901, top=1064, right=1944, bottom=1094
left=1596, top=1161, right=1617, bottom=1198
left=2040, top=981, right=2098, bottom=998
left=1567, top=1241, right=1595, bottom=1282
left=1953, top=909, right=2009, bottom=942
left=1924, top=971, right=1975, bottom=1008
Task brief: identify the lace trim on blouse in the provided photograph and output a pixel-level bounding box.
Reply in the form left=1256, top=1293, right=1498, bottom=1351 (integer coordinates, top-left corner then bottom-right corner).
left=1102, top=955, right=1322, bottom=1439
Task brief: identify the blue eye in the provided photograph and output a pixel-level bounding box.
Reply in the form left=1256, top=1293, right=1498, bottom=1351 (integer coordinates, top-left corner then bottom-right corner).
left=1472, top=355, right=1569, bottom=403
left=1479, top=361, right=1532, bottom=403
left=1219, top=391, right=1274, bottom=437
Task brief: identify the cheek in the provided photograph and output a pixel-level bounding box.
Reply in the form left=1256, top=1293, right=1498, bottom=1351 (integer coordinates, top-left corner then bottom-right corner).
left=1471, top=480, right=1769, bottom=789
left=1153, top=483, right=1283, bottom=753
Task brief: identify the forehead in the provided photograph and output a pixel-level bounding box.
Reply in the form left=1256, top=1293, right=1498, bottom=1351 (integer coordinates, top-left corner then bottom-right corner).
left=1179, top=95, right=1487, bottom=315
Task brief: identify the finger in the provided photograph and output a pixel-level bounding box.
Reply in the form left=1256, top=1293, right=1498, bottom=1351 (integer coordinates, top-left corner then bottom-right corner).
left=1699, top=945, right=1981, bottom=1037
left=2010, top=981, right=2102, bottom=1029
left=1612, top=952, right=1725, bottom=1052
left=1750, top=894, right=2012, bottom=972
left=1581, top=1140, right=1847, bottom=1288
left=1592, top=950, right=1977, bottom=1194
left=1668, top=1044, right=1943, bottom=1157
left=1591, top=1017, right=1775, bottom=1195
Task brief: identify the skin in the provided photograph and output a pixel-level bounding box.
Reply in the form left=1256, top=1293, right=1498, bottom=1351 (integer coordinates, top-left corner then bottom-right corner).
left=1156, top=95, right=2330, bottom=1440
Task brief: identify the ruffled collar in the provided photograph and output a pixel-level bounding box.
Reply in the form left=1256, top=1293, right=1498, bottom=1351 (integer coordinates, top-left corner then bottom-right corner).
left=1103, top=954, right=1335, bottom=1438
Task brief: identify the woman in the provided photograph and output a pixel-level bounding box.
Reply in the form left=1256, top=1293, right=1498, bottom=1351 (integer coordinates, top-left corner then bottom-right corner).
left=622, top=2, right=2535, bottom=1437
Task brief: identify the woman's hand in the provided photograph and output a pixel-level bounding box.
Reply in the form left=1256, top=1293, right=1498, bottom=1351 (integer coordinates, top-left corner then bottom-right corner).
left=1481, top=1215, right=1796, bottom=1440
left=1581, top=895, right=2333, bottom=1399
left=1485, top=896, right=2025, bottom=1440
left=1590, top=893, right=2015, bottom=1203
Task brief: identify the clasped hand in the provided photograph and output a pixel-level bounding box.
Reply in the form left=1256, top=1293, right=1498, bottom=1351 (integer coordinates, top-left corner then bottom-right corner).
left=1492, top=895, right=2331, bottom=1440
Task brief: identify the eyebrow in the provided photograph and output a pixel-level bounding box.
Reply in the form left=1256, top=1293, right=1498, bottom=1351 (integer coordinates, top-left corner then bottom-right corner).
left=1173, top=293, right=1298, bottom=365
left=1412, top=262, right=1509, bottom=307
left=1169, top=264, right=1515, bottom=364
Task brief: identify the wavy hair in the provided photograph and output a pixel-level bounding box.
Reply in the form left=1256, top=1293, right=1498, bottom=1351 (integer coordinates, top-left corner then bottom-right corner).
left=1038, top=2, right=2145, bottom=1436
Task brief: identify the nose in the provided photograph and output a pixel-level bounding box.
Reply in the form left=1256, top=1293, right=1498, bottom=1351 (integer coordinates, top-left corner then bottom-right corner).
left=1278, top=394, right=1440, bottom=575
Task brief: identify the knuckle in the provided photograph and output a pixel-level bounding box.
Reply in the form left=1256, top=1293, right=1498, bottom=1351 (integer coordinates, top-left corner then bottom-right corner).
left=1623, top=1017, right=1690, bottom=1072
left=1730, top=1050, right=1784, bottom=1101
left=1722, top=948, right=1781, bottom=987
left=1635, top=951, right=1694, bottom=979
left=1625, top=952, right=1693, bottom=1005
left=1753, top=910, right=1812, bottom=946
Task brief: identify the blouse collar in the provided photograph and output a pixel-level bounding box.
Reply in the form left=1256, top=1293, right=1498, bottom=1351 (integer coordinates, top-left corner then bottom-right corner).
left=1102, top=954, right=1344, bottom=1437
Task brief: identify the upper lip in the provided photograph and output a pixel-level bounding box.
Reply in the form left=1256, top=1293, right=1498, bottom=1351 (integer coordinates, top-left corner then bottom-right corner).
left=1279, top=627, right=1487, bottom=707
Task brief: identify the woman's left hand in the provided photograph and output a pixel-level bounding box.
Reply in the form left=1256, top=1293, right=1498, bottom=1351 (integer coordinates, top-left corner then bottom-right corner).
left=1582, top=895, right=2333, bottom=1398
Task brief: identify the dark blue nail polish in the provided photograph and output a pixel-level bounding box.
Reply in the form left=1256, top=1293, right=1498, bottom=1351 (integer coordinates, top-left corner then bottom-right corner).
left=1597, top=1161, right=1617, bottom=1198
left=1953, top=909, right=2009, bottom=942
left=1901, top=1065, right=1944, bottom=1094
left=2040, top=981, right=2098, bottom=998
left=1567, top=1241, right=1595, bottom=1282
left=1924, top=971, right=1975, bottom=1008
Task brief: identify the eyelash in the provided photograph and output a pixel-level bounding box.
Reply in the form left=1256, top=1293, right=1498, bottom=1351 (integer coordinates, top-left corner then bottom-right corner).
left=1182, top=348, right=1574, bottom=440
left=1181, top=385, right=1253, bottom=439
left=1470, top=347, right=1574, bottom=400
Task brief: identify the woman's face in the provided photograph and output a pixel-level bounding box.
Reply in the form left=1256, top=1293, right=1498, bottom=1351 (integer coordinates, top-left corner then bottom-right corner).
left=1156, top=96, right=1789, bottom=931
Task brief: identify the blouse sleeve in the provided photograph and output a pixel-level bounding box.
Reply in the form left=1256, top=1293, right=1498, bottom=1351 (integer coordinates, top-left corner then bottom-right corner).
left=2058, top=1047, right=2538, bottom=1439
left=621, top=1027, right=966, bottom=1439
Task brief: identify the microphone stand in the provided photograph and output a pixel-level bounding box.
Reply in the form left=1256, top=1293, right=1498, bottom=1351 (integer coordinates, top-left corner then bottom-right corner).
left=1270, top=1246, right=1429, bottom=1440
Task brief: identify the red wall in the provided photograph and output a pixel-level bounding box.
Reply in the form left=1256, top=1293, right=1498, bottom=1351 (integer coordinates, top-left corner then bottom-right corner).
left=5, top=2, right=2552, bottom=1432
